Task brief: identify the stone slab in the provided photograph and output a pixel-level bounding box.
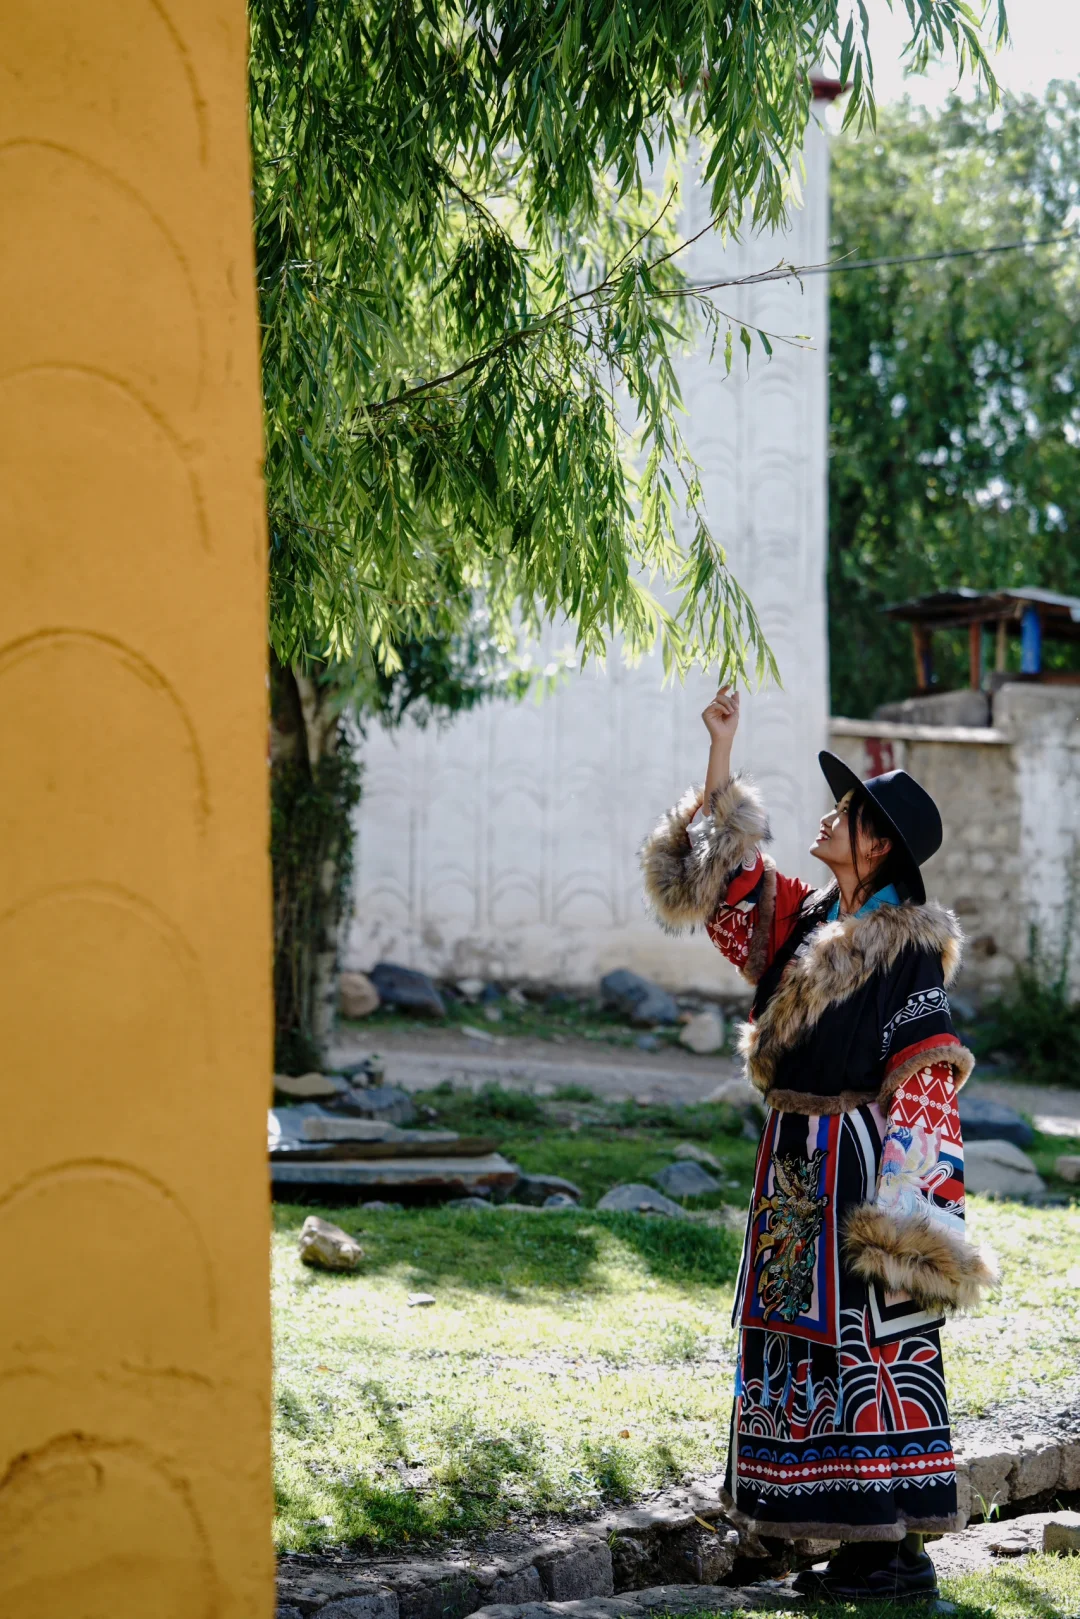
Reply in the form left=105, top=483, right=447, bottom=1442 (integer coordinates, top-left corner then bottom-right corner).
left=595, top=1183, right=687, bottom=1218
left=1044, top=1511, right=1080, bottom=1553
left=1013, top=1433, right=1062, bottom=1499
left=321, top=1597, right=401, bottom=1619
left=534, top=1540, right=614, bottom=1601
left=270, top=1152, right=520, bottom=1194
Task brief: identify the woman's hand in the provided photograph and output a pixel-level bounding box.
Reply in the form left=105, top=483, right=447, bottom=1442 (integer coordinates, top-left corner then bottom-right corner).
left=703, top=686, right=740, bottom=741
left=701, top=686, right=739, bottom=816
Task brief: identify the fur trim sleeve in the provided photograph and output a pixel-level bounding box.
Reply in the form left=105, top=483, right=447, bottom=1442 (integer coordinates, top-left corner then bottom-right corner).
left=639, top=775, right=770, bottom=932
left=844, top=1204, right=998, bottom=1312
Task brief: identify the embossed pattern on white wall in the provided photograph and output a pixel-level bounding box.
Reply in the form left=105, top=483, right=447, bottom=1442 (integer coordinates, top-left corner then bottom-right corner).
left=346, top=116, right=832, bottom=995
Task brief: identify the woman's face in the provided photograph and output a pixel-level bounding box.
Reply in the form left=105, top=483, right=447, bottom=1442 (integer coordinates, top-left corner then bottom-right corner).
left=811, top=791, right=891, bottom=877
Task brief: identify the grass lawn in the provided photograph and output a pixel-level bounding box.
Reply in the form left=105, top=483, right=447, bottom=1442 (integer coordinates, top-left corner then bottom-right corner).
left=726, top=1553, right=1080, bottom=1616
left=272, top=1088, right=1080, bottom=1557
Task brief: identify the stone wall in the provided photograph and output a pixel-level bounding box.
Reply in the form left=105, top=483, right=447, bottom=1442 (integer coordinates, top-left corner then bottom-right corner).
left=346, top=112, right=832, bottom=998
left=829, top=681, right=1080, bottom=1003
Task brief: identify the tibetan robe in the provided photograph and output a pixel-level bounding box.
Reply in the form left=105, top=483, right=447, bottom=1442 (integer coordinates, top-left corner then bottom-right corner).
left=641, top=775, right=997, bottom=1541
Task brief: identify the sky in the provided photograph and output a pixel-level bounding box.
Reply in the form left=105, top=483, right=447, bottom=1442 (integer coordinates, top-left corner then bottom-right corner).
left=852, top=0, right=1080, bottom=108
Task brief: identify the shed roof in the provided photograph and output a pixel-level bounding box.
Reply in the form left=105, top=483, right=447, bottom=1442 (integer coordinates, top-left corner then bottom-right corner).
left=884, top=586, right=1080, bottom=640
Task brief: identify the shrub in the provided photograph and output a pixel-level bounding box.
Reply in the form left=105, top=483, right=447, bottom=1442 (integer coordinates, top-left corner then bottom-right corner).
left=979, top=924, right=1080, bottom=1089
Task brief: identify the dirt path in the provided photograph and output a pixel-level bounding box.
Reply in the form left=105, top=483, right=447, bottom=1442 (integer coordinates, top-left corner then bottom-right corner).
left=329, top=1025, right=1080, bottom=1132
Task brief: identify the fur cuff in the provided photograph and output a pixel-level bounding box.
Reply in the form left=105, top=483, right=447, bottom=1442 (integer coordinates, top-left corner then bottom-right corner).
left=880, top=1041, right=977, bottom=1106
left=844, top=1203, right=999, bottom=1312
left=640, top=775, right=769, bottom=932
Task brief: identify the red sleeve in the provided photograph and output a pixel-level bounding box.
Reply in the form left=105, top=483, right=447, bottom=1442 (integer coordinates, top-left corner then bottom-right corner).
left=704, top=853, right=814, bottom=980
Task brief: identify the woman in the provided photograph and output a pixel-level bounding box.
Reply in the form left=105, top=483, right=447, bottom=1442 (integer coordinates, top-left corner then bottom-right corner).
left=640, top=687, right=996, bottom=1603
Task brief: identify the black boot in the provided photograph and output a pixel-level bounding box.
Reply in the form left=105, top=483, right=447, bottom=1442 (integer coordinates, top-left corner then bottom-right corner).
left=793, top=1533, right=939, bottom=1603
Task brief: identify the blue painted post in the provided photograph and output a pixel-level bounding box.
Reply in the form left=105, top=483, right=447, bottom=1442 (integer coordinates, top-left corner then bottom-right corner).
left=1020, top=606, right=1042, bottom=674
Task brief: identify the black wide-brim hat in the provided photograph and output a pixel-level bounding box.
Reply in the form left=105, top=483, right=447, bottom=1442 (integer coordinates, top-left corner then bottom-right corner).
left=818, top=751, right=943, bottom=906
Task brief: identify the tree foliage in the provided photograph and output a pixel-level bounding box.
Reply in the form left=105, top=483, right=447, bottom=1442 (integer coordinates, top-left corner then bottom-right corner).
left=250, top=0, right=999, bottom=691
left=829, top=83, right=1080, bottom=716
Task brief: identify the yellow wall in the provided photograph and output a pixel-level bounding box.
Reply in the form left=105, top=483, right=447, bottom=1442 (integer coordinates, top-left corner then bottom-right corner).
left=0, top=3, right=273, bottom=1614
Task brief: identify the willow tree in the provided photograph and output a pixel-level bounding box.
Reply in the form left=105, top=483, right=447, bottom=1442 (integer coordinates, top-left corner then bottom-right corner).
left=250, top=0, right=1001, bottom=1067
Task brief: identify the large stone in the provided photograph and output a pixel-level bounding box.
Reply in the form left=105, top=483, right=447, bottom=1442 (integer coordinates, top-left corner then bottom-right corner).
left=599, top=970, right=679, bottom=1027
left=678, top=1009, right=725, bottom=1055
left=1055, top=1154, right=1080, bottom=1184
left=340, top=971, right=381, bottom=1019
left=303, top=1116, right=397, bottom=1142
left=326, top=1085, right=417, bottom=1126
left=673, top=1143, right=721, bottom=1170
left=653, top=1160, right=720, bottom=1199
left=961, top=1444, right=1015, bottom=1518
left=274, top=1071, right=343, bottom=1100
left=596, top=1184, right=688, bottom=1218
left=509, top=1172, right=582, bottom=1207
left=1013, top=1434, right=1062, bottom=1500
left=958, top=1095, right=1034, bottom=1150
left=378, top=1565, right=480, bottom=1619
left=298, top=1215, right=364, bottom=1271
left=963, top=1139, right=1046, bottom=1200
left=480, top=1569, right=545, bottom=1607
left=1060, top=1438, right=1080, bottom=1491
left=703, top=1075, right=761, bottom=1110
left=534, top=1539, right=614, bottom=1601
left=321, top=1596, right=400, bottom=1619
left=369, top=962, right=446, bottom=1018
left=273, top=1152, right=521, bottom=1198
left=1044, top=1511, right=1080, bottom=1554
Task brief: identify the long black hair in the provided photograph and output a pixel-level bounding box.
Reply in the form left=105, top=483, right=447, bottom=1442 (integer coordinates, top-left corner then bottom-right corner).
left=847, top=785, right=914, bottom=909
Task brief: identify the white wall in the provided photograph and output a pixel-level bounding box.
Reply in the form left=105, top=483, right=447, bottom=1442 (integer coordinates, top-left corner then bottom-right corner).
left=345, top=112, right=833, bottom=996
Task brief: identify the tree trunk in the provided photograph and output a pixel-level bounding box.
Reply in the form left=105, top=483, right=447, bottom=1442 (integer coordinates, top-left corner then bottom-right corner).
left=270, top=657, right=361, bottom=1072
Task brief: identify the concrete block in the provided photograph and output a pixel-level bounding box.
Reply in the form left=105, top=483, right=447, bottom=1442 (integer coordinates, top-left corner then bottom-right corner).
left=962, top=1446, right=1015, bottom=1517
left=483, top=1570, right=545, bottom=1607
left=534, top=1541, right=614, bottom=1602
left=1044, top=1512, right=1080, bottom=1554
left=322, top=1597, right=401, bottom=1619
left=1059, top=1438, right=1080, bottom=1491
left=1013, top=1435, right=1062, bottom=1501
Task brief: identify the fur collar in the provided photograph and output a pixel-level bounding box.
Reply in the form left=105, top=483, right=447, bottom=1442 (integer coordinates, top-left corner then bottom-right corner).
left=739, top=899, right=964, bottom=1097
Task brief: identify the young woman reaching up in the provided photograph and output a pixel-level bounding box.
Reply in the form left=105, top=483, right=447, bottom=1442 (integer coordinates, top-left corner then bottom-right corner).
left=640, top=686, right=996, bottom=1604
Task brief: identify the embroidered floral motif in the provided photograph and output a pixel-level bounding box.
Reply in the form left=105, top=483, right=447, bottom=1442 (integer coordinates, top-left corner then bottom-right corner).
left=753, top=1149, right=830, bottom=1322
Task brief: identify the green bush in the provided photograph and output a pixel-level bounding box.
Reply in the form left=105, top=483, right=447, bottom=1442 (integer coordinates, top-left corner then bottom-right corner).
left=979, top=927, right=1080, bottom=1089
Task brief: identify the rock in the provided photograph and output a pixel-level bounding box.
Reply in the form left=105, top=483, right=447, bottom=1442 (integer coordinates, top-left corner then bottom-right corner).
left=964, top=1140, right=1046, bottom=1200
left=653, top=1160, right=721, bottom=1199
left=446, top=1196, right=494, bottom=1211
left=375, top=1564, right=479, bottom=1619
left=321, top=1596, right=400, bottom=1619
left=673, top=1142, right=721, bottom=1170
left=543, top=1193, right=578, bottom=1209
left=678, top=1009, right=725, bottom=1055
left=302, top=1116, right=397, bottom=1142
left=510, top=1172, right=583, bottom=1207
left=1044, top=1511, right=1080, bottom=1553
left=702, top=1075, right=760, bottom=1110
left=635, top=1035, right=660, bottom=1052
left=1060, top=1438, right=1080, bottom=1491
left=1055, top=1154, right=1080, bottom=1183
left=534, top=1539, right=614, bottom=1601
left=600, top=970, right=679, bottom=1027
left=463, top=1025, right=499, bottom=1044
left=270, top=1152, right=521, bottom=1199
left=337, top=1055, right=385, bottom=1086
left=277, top=1608, right=304, bottom=1619
left=325, top=1085, right=417, bottom=1126
left=369, top=962, right=446, bottom=1018
left=1013, top=1434, right=1061, bottom=1499
left=298, top=1215, right=364, bottom=1272
left=596, top=1183, right=688, bottom=1218
left=407, top=1292, right=436, bottom=1307
left=959, top=1095, right=1034, bottom=1149
left=340, top=971, right=381, bottom=1019
left=457, top=977, right=485, bottom=1001
left=362, top=1200, right=398, bottom=1213
left=274, top=1071, right=343, bottom=1100
left=507, top=987, right=529, bottom=1008
left=961, top=1444, right=1015, bottom=1518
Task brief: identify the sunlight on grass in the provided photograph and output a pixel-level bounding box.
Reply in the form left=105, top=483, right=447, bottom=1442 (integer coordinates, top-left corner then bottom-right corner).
left=272, top=1094, right=1080, bottom=1554
left=729, top=1553, right=1080, bottom=1618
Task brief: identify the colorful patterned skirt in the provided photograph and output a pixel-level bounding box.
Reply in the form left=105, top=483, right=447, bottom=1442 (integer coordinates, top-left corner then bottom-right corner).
left=721, top=1318, right=959, bottom=1539
left=720, top=1104, right=962, bottom=1540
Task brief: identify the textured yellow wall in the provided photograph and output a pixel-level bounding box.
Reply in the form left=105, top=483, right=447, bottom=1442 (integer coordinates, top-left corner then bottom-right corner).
left=0, top=3, right=273, bottom=1615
